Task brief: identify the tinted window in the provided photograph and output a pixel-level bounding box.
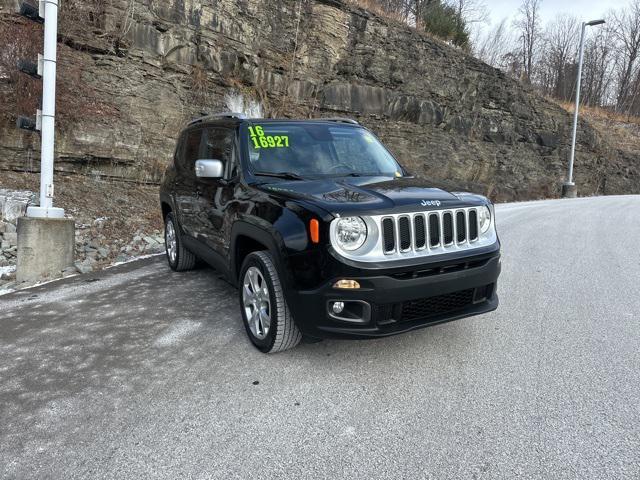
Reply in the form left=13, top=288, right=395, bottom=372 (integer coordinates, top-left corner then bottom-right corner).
left=200, top=127, right=235, bottom=176
left=203, top=128, right=234, bottom=162
left=244, top=123, right=402, bottom=178
left=184, top=130, right=202, bottom=168
left=179, top=129, right=203, bottom=174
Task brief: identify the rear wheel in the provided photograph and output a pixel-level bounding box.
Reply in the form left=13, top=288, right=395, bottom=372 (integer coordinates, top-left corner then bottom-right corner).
left=239, top=251, right=302, bottom=353
left=164, top=212, right=196, bottom=271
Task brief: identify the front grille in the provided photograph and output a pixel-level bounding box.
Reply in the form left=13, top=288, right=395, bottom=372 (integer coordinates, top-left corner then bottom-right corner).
left=382, top=218, right=395, bottom=252
left=373, top=284, right=495, bottom=326
left=429, top=214, right=440, bottom=247
left=400, top=289, right=474, bottom=321
left=443, top=212, right=453, bottom=245
left=414, top=215, right=426, bottom=249
left=456, top=211, right=466, bottom=243
left=399, top=216, right=411, bottom=250
left=468, top=210, right=478, bottom=241
left=382, top=208, right=480, bottom=255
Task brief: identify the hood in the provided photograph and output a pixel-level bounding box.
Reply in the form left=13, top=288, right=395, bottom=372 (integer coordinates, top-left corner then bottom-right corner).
left=255, top=176, right=486, bottom=216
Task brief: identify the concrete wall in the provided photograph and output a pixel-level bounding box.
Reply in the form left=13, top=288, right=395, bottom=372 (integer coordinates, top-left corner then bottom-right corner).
left=17, top=217, right=75, bottom=283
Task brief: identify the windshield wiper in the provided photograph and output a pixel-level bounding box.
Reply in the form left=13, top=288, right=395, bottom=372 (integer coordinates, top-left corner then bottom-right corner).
left=253, top=171, right=305, bottom=181
left=331, top=172, right=386, bottom=178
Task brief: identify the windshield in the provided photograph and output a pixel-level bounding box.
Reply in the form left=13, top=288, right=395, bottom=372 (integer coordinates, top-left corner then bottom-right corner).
left=244, top=122, right=403, bottom=178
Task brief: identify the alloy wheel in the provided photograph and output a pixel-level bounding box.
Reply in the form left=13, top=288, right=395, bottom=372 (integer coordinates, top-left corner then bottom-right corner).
left=165, top=219, right=177, bottom=264
left=242, top=266, right=271, bottom=340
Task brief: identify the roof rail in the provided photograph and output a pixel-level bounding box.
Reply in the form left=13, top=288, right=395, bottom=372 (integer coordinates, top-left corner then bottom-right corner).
left=321, top=117, right=359, bottom=125
left=188, top=112, right=247, bottom=126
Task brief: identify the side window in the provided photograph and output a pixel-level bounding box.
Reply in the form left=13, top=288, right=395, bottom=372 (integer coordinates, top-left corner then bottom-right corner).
left=202, top=127, right=234, bottom=162
left=173, top=134, right=183, bottom=167
left=177, top=129, right=203, bottom=174
left=202, top=127, right=236, bottom=176
left=185, top=130, right=202, bottom=167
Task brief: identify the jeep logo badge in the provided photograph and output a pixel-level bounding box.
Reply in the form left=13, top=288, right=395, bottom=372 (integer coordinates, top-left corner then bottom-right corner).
left=421, top=200, right=441, bottom=207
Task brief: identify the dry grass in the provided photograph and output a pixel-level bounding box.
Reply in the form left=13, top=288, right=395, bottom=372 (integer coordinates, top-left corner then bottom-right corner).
left=551, top=98, right=640, bottom=126
left=343, top=1, right=461, bottom=50
left=344, top=0, right=406, bottom=22
left=551, top=98, right=640, bottom=155
left=189, top=63, right=212, bottom=107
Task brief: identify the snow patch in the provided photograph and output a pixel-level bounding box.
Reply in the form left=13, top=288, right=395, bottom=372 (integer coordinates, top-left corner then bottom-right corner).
left=0, top=265, right=16, bottom=279
left=109, top=252, right=164, bottom=268
left=224, top=90, right=262, bottom=118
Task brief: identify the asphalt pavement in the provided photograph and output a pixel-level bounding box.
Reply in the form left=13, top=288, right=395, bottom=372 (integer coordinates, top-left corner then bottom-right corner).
left=1, top=195, right=639, bottom=479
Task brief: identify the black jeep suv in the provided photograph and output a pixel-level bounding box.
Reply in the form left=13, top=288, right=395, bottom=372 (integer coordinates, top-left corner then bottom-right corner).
left=160, top=114, right=501, bottom=353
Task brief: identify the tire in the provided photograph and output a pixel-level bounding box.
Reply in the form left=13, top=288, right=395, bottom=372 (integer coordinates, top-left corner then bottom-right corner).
left=239, top=251, right=302, bottom=353
left=164, top=212, right=196, bottom=272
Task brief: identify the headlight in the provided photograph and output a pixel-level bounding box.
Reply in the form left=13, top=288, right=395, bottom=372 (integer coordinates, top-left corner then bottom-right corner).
left=334, top=216, right=367, bottom=251
left=479, top=206, right=492, bottom=234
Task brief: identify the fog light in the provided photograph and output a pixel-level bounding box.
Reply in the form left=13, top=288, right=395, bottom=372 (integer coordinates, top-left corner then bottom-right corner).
left=333, top=279, right=360, bottom=289
left=332, top=301, right=345, bottom=314
left=327, top=300, right=371, bottom=323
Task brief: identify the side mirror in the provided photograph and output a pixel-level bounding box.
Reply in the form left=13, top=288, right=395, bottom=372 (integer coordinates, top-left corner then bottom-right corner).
left=195, top=159, right=224, bottom=178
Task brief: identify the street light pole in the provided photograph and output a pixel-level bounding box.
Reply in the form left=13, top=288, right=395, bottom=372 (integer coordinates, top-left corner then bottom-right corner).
left=562, top=18, right=605, bottom=199
left=26, top=0, right=65, bottom=218
left=16, top=0, right=74, bottom=285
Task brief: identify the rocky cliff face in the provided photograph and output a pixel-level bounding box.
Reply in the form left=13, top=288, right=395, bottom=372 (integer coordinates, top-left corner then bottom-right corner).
left=1, top=0, right=638, bottom=200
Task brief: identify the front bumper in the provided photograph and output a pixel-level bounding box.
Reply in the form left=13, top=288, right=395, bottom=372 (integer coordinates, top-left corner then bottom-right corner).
left=286, top=252, right=501, bottom=339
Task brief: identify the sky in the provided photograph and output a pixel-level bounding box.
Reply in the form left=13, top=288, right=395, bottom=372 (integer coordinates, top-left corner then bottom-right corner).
left=483, top=0, right=627, bottom=27
left=473, top=0, right=629, bottom=48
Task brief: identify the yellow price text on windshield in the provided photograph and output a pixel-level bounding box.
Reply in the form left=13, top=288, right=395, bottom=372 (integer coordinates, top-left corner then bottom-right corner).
left=248, top=125, right=289, bottom=149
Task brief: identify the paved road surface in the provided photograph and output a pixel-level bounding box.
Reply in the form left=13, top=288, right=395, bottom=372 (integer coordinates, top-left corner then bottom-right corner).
left=1, top=196, right=639, bottom=479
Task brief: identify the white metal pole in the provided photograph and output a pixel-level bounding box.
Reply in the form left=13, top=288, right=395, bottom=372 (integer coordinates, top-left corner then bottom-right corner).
left=567, top=22, right=586, bottom=186
left=27, top=0, right=65, bottom=219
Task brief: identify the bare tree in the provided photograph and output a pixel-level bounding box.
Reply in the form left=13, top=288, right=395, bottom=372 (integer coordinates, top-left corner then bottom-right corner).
left=413, top=0, right=436, bottom=28
left=366, top=0, right=414, bottom=22
left=612, top=0, right=640, bottom=113
left=540, top=14, right=579, bottom=100
left=630, top=71, right=640, bottom=114
left=581, top=22, right=617, bottom=107
left=451, top=0, right=488, bottom=26
left=514, top=0, right=542, bottom=84
left=349, top=0, right=433, bottom=25
left=475, top=18, right=514, bottom=68
left=356, top=0, right=640, bottom=114
left=468, top=0, right=640, bottom=113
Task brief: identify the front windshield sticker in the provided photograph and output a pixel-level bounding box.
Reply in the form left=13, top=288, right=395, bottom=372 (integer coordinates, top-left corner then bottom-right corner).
left=248, top=125, right=290, bottom=149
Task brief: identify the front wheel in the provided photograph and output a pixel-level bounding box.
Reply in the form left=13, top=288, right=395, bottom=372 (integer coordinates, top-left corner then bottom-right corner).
left=164, top=212, right=196, bottom=271
left=239, top=251, right=302, bottom=353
